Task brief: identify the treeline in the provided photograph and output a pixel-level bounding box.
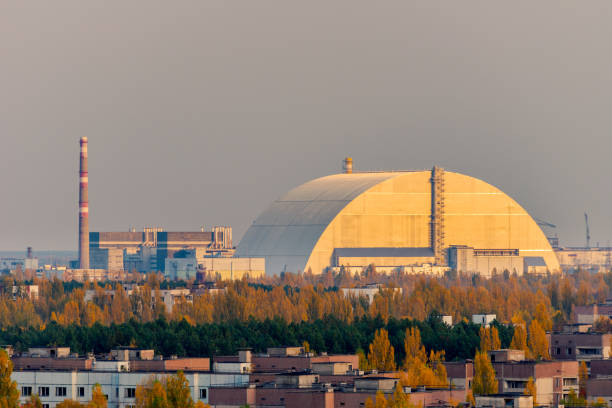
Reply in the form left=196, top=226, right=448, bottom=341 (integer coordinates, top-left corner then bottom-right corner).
left=0, top=269, right=610, bottom=331
left=0, top=315, right=512, bottom=363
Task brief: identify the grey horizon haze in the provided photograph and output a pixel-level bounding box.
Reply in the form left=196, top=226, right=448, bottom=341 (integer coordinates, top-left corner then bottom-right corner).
left=1, top=1, right=612, bottom=251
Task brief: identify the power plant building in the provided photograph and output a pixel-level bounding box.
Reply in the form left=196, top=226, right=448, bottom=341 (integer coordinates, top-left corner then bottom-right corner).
left=236, top=163, right=560, bottom=276
left=89, top=227, right=234, bottom=272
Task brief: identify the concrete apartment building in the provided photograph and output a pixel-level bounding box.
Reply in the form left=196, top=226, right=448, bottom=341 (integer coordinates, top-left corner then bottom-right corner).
left=10, top=347, right=244, bottom=408
left=489, top=350, right=579, bottom=406
left=586, top=360, right=612, bottom=406
left=573, top=302, right=612, bottom=325
left=10, top=345, right=466, bottom=408
left=446, top=350, right=578, bottom=407
left=549, top=332, right=612, bottom=362
left=208, top=372, right=465, bottom=408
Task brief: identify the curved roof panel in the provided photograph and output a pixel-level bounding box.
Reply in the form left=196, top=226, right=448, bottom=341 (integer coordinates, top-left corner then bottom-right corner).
left=235, top=172, right=402, bottom=273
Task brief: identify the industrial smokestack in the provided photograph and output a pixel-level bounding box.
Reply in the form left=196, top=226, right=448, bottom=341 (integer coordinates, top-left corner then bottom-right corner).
left=79, top=137, right=89, bottom=269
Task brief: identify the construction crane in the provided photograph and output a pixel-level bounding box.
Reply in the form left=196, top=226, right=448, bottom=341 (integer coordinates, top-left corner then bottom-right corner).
left=535, top=218, right=557, bottom=229
left=585, top=212, right=591, bottom=248
left=536, top=218, right=559, bottom=248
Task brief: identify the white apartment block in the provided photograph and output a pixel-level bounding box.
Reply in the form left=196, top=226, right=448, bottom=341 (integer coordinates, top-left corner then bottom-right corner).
left=13, top=370, right=248, bottom=408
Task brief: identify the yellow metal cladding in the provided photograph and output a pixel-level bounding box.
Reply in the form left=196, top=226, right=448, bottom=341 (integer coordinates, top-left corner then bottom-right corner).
left=303, top=170, right=560, bottom=274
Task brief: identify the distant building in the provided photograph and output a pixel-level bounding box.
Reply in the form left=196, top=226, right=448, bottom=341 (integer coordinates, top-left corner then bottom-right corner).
left=555, top=247, right=612, bottom=271
left=550, top=332, right=612, bottom=362
left=487, top=350, right=579, bottom=406
left=586, top=379, right=612, bottom=407
left=475, top=394, right=533, bottom=408
left=472, top=314, right=497, bottom=327
left=11, top=347, right=241, bottom=408
left=90, top=248, right=123, bottom=271
left=164, top=250, right=265, bottom=281
left=0, top=257, right=38, bottom=272
left=237, top=165, right=560, bottom=275
left=11, top=285, right=38, bottom=300
left=574, top=302, right=612, bottom=325
left=341, top=284, right=402, bottom=305
left=90, top=226, right=234, bottom=273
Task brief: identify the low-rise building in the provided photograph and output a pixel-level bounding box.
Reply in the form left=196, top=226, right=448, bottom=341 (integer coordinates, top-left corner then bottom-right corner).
left=341, top=284, right=402, bottom=305
left=586, top=378, right=612, bottom=407
left=475, top=394, right=533, bottom=408
left=590, top=359, right=612, bottom=378
left=549, top=332, right=612, bottom=362
left=574, top=302, right=612, bottom=325
left=488, top=350, right=578, bottom=406
left=472, top=314, right=497, bottom=327
left=10, top=347, right=243, bottom=408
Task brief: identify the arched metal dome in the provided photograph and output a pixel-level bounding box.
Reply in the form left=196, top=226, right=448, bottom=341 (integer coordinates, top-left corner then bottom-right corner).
left=236, top=170, right=560, bottom=275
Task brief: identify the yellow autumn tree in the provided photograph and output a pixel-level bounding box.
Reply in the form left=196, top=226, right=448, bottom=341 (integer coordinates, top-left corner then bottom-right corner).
left=22, top=394, right=43, bottom=408
left=527, top=320, right=550, bottom=360
left=357, top=348, right=369, bottom=370
left=400, top=327, right=447, bottom=387
left=479, top=326, right=501, bottom=353
left=57, top=399, right=84, bottom=408
left=86, top=384, right=107, bottom=408
left=136, top=379, right=167, bottom=408
left=510, top=314, right=529, bottom=358
left=0, top=349, right=19, bottom=408
left=367, top=329, right=396, bottom=372
left=578, top=361, right=588, bottom=398
left=472, top=351, right=498, bottom=395
left=165, top=371, right=193, bottom=408
left=365, top=390, right=388, bottom=408
left=534, top=302, right=552, bottom=332
left=524, top=377, right=536, bottom=405
left=403, top=327, right=427, bottom=367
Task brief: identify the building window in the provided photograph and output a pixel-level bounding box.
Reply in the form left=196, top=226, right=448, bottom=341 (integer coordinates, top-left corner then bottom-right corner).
left=199, top=389, right=207, bottom=399
left=38, top=387, right=49, bottom=397
left=56, top=387, right=67, bottom=397
left=556, top=348, right=561, bottom=355
left=116, top=388, right=119, bottom=397
left=21, top=387, right=32, bottom=397
left=42, top=405, right=49, bottom=408
left=568, top=348, right=572, bottom=355
left=78, top=387, right=85, bottom=398
left=125, top=388, right=136, bottom=398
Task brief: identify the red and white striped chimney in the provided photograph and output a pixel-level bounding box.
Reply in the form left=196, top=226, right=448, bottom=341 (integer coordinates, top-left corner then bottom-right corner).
left=79, top=137, right=89, bottom=269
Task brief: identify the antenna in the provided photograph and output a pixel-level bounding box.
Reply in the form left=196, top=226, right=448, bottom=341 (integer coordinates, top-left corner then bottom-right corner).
left=585, top=212, right=591, bottom=248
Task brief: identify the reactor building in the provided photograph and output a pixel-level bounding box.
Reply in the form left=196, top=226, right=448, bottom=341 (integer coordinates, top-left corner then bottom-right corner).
left=236, top=159, right=560, bottom=276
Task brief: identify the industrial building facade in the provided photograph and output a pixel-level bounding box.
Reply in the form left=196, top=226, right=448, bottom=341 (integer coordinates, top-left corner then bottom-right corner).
left=237, top=164, right=560, bottom=276
left=89, top=227, right=233, bottom=273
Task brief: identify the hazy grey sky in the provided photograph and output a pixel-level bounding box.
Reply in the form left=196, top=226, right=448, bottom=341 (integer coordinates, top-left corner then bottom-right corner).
left=1, top=1, right=611, bottom=251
